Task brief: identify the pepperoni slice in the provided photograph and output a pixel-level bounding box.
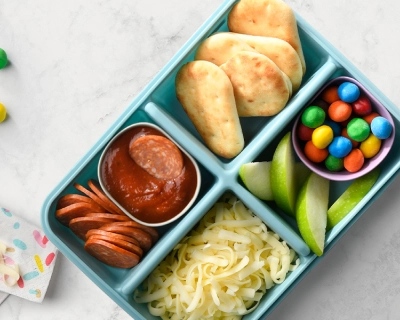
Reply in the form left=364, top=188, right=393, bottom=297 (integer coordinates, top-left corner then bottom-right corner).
left=87, top=234, right=143, bottom=258
left=99, top=225, right=153, bottom=252
left=56, top=194, right=105, bottom=211
left=84, top=238, right=140, bottom=268
left=69, top=216, right=112, bottom=240
left=85, top=229, right=141, bottom=248
left=85, top=213, right=131, bottom=222
left=104, top=221, right=159, bottom=243
left=55, top=202, right=102, bottom=226
left=87, top=180, right=125, bottom=215
left=129, top=135, right=184, bottom=180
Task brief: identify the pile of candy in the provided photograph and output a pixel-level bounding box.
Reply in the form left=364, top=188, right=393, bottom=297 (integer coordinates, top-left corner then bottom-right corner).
left=297, top=81, right=393, bottom=173
left=0, top=47, right=8, bottom=123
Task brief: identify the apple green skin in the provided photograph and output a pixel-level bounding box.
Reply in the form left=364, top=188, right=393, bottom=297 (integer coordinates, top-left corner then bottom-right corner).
left=296, top=172, right=330, bottom=256
left=270, top=132, right=297, bottom=216
left=327, top=168, right=380, bottom=229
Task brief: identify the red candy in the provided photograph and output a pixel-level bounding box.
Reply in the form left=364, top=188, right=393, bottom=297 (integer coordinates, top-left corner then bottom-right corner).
left=297, top=122, right=314, bottom=141
left=352, top=95, right=372, bottom=116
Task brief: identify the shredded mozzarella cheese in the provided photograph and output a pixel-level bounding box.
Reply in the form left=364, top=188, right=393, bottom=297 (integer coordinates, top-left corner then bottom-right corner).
left=134, top=194, right=300, bottom=319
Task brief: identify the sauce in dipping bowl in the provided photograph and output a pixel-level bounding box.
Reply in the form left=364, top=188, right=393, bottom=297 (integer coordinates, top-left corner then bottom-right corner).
left=98, top=123, right=201, bottom=227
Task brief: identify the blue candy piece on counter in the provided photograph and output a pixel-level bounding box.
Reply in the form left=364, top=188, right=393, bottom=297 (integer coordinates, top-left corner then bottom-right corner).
left=371, top=116, right=393, bottom=139
left=338, top=82, right=360, bottom=103
left=328, top=136, right=353, bottom=158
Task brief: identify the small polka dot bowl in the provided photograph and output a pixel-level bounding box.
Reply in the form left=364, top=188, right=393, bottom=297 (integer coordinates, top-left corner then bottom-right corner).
left=292, top=76, right=395, bottom=181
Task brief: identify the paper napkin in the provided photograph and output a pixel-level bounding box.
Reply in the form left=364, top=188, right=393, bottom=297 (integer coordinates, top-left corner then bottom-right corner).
left=0, top=207, right=57, bottom=303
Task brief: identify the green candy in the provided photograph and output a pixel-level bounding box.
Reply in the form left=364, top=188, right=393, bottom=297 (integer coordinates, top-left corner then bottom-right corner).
left=0, top=48, right=8, bottom=69
left=325, top=155, right=344, bottom=172
left=347, top=118, right=370, bottom=142
left=301, top=106, right=326, bottom=128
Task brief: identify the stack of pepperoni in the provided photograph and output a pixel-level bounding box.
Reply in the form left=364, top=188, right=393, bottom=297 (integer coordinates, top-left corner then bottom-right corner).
left=55, top=180, right=158, bottom=268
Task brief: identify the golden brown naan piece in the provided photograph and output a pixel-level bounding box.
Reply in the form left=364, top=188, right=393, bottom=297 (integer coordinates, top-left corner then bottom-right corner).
left=227, top=0, right=306, bottom=75
left=220, top=51, right=292, bottom=116
left=195, top=32, right=303, bottom=91
left=175, top=60, right=244, bottom=159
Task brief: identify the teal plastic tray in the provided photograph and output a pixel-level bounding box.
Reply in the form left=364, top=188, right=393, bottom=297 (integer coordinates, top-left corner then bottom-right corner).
left=41, top=0, right=400, bottom=319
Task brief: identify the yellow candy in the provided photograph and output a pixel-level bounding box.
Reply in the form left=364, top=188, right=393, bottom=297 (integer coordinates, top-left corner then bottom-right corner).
left=360, top=134, right=381, bottom=158
left=312, top=125, right=334, bottom=149
left=0, top=102, right=6, bottom=123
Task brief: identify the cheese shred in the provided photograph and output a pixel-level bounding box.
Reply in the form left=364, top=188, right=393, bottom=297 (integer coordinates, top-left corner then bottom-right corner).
left=134, top=194, right=299, bottom=319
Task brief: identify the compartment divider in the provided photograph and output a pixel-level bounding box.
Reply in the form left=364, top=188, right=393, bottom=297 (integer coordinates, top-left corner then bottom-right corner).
left=118, top=180, right=226, bottom=295
left=232, top=183, right=311, bottom=257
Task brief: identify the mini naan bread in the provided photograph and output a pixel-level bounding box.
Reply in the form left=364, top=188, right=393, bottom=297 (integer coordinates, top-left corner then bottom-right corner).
left=175, top=60, right=244, bottom=159
left=227, top=0, right=306, bottom=75
left=195, top=32, right=303, bottom=91
left=195, top=32, right=257, bottom=66
left=220, top=51, right=291, bottom=116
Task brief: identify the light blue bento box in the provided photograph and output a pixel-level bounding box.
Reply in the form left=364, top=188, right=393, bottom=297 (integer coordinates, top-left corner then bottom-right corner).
left=41, top=0, right=400, bottom=319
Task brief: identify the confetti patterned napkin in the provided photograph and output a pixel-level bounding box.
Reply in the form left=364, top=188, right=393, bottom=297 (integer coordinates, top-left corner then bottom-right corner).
left=0, top=207, right=57, bottom=303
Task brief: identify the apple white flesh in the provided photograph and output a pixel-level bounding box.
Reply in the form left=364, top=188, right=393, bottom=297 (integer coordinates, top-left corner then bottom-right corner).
left=239, top=161, right=274, bottom=201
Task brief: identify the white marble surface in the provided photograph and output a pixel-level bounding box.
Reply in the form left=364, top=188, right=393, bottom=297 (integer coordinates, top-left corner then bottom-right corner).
left=1, top=0, right=400, bottom=319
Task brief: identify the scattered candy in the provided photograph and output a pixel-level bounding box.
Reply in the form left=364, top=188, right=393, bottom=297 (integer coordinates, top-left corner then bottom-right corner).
left=297, top=80, right=393, bottom=174
left=338, top=81, right=360, bottom=103
left=0, top=102, right=7, bottom=123
left=371, top=116, right=392, bottom=139
left=301, top=106, right=325, bottom=128
left=347, top=118, right=370, bottom=142
left=0, top=48, right=7, bottom=69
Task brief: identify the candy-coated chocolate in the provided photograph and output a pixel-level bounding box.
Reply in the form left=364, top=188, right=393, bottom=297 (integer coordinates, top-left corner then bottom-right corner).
left=371, top=116, right=392, bottom=139
left=347, top=118, right=370, bottom=142
left=321, top=86, right=339, bottom=104
left=328, top=136, right=352, bottom=158
left=301, top=106, right=326, bottom=128
left=304, top=140, right=329, bottom=163
left=360, top=134, right=382, bottom=158
left=338, top=82, right=360, bottom=103
left=325, top=155, right=344, bottom=172
left=0, top=102, right=6, bottom=123
left=312, top=125, right=333, bottom=149
left=343, top=149, right=364, bottom=172
left=328, top=100, right=352, bottom=122
left=297, top=122, right=314, bottom=141
left=363, top=112, right=380, bottom=124
left=341, top=127, right=359, bottom=148
left=352, top=95, right=372, bottom=116
left=0, top=48, right=7, bottom=69
left=324, top=119, right=341, bottom=136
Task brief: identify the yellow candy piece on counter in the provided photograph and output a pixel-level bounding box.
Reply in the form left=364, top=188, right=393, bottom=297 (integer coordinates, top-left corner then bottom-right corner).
left=0, top=102, right=7, bottom=123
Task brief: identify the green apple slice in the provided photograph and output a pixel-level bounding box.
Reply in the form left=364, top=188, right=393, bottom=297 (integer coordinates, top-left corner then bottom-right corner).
left=327, top=168, right=380, bottom=230
left=296, top=172, right=330, bottom=256
left=239, top=161, right=274, bottom=201
left=270, top=132, right=297, bottom=216
left=295, top=161, right=311, bottom=192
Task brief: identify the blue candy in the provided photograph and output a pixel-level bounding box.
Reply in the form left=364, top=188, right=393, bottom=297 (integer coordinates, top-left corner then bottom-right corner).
left=338, top=82, right=360, bottom=103
left=328, top=136, right=352, bottom=158
left=324, top=119, right=341, bottom=136
left=371, top=116, right=393, bottom=139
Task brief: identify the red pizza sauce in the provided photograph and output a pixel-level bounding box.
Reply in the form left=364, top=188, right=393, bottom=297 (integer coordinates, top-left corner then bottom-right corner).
left=100, top=125, right=198, bottom=224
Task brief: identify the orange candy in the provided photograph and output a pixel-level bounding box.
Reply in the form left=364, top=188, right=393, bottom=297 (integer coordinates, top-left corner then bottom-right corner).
left=363, top=112, right=380, bottom=124
left=304, top=140, right=329, bottom=163
left=321, top=86, right=340, bottom=104
left=328, top=101, right=352, bottom=122
left=343, top=149, right=364, bottom=172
